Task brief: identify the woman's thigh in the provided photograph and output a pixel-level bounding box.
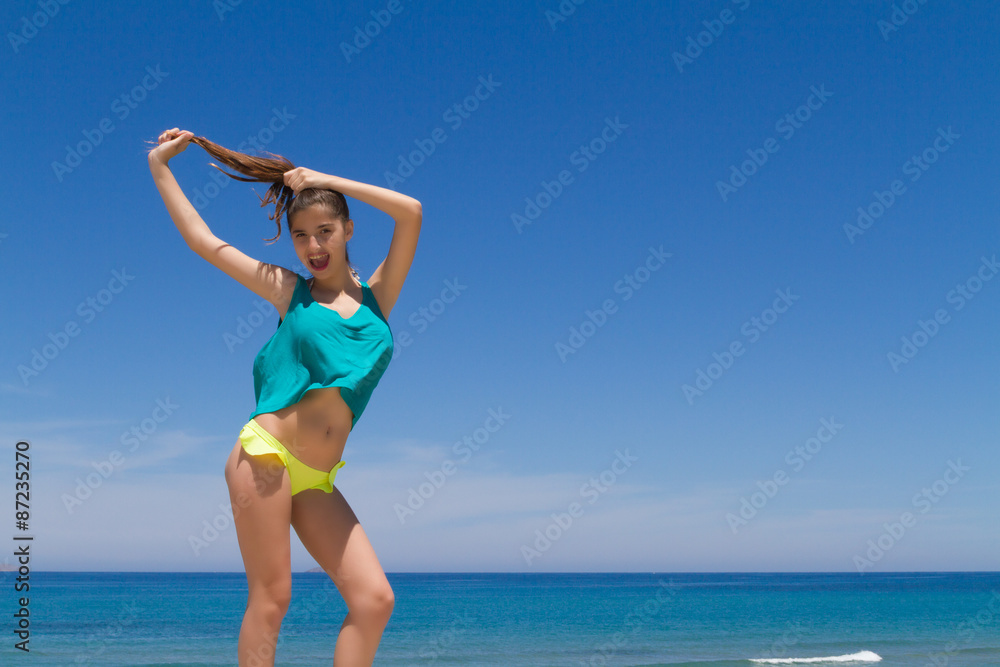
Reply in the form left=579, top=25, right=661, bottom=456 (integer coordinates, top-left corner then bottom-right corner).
left=290, top=487, right=393, bottom=608
left=224, top=439, right=293, bottom=594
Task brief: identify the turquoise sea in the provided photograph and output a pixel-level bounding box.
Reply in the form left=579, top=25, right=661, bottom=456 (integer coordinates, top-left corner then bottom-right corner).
left=6, top=572, right=999, bottom=665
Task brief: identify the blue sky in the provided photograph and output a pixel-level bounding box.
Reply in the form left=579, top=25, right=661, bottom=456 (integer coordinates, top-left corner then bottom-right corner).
left=1, top=0, right=997, bottom=573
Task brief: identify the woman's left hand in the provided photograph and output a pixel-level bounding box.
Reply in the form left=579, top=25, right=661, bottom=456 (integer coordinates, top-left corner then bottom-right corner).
left=283, top=167, right=332, bottom=194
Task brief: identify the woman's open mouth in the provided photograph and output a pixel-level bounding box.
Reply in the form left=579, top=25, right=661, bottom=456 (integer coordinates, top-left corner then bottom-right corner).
left=308, top=254, right=330, bottom=270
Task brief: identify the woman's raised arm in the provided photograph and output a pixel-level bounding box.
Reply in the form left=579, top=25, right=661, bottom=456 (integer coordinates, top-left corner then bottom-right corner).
left=147, top=128, right=293, bottom=307
left=148, top=129, right=216, bottom=249
left=283, top=167, right=421, bottom=222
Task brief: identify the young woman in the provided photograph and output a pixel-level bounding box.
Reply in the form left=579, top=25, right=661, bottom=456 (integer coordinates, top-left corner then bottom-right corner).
left=147, top=127, right=421, bottom=666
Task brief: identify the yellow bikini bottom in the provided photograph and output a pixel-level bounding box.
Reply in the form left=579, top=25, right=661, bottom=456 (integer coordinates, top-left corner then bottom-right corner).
left=238, top=418, right=346, bottom=496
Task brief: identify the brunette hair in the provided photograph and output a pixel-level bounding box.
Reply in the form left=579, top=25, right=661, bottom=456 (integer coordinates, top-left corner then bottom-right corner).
left=146, top=132, right=359, bottom=277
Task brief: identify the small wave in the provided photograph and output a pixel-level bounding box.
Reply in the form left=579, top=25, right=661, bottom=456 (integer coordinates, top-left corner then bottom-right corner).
left=749, top=651, right=882, bottom=664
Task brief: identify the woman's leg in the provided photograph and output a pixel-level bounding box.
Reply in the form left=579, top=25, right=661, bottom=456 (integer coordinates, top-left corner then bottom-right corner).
left=291, top=486, right=395, bottom=667
left=224, top=438, right=293, bottom=667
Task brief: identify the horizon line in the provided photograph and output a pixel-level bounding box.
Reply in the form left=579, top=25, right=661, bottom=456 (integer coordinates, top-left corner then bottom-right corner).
left=9, top=569, right=1000, bottom=575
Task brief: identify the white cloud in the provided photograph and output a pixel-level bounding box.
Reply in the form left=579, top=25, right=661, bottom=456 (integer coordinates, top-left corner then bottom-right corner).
left=0, top=382, right=52, bottom=396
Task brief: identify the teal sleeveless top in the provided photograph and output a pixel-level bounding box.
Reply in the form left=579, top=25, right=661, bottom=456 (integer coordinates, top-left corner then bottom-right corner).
left=249, top=274, right=394, bottom=430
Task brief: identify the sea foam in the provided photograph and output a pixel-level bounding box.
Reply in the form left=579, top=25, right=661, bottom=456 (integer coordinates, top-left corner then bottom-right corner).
left=749, top=650, right=882, bottom=664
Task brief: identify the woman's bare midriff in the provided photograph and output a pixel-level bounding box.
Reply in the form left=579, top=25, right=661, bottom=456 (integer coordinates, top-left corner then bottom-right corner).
left=251, top=386, right=354, bottom=472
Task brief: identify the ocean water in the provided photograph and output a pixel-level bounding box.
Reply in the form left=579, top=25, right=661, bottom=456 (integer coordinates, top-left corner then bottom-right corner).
left=7, top=571, right=999, bottom=666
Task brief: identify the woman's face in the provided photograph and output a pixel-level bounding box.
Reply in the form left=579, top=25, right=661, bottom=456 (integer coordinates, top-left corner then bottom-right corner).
left=289, top=205, right=353, bottom=275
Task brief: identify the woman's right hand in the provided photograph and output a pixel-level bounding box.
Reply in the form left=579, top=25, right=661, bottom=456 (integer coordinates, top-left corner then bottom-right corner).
left=148, top=127, right=194, bottom=166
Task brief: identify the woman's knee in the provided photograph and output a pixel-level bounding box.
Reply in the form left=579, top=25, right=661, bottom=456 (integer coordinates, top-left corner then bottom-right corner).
left=375, top=582, right=395, bottom=617
left=348, top=580, right=395, bottom=624
left=249, top=577, right=293, bottom=621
